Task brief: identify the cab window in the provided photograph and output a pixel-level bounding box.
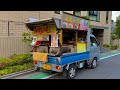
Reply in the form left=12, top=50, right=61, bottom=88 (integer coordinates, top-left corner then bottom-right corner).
left=90, top=37, right=98, bottom=47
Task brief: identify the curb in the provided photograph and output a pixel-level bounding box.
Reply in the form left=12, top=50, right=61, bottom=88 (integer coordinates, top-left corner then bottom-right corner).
left=0, top=68, right=35, bottom=79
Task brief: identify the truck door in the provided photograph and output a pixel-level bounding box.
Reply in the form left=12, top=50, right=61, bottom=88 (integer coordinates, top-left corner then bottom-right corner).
left=90, top=36, right=100, bottom=62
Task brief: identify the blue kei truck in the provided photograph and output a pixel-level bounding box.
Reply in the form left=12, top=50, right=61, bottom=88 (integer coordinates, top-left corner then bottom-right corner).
left=25, top=12, right=100, bottom=79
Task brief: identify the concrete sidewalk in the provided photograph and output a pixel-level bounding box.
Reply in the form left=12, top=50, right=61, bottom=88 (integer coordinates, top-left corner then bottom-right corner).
left=100, top=49, right=120, bottom=57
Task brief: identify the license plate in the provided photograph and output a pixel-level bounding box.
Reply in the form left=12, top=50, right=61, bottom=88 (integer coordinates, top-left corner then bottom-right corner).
left=43, top=64, right=51, bottom=70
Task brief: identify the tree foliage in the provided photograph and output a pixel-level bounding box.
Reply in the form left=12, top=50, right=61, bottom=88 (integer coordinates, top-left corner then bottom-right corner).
left=22, top=32, right=33, bottom=47
left=114, top=15, right=120, bottom=37
left=113, top=15, right=120, bottom=47
left=111, top=33, right=117, bottom=40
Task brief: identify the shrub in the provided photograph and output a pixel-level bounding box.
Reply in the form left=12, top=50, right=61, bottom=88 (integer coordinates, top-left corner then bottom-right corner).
left=0, top=62, right=34, bottom=76
left=110, top=45, right=118, bottom=50
left=0, top=69, right=13, bottom=76
left=0, top=53, right=40, bottom=76
left=0, top=53, right=33, bottom=70
left=10, top=53, right=33, bottom=65
left=103, top=44, right=118, bottom=50
left=0, top=58, right=12, bottom=69
left=103, top=44, right=111, bottom=48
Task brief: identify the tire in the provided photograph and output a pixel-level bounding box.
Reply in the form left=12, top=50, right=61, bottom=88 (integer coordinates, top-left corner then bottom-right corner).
left=63, top=66, right=67, bottom=77
left=67, top=64, right=76, bottom=79
left=91, top=58, right=97, bottom=69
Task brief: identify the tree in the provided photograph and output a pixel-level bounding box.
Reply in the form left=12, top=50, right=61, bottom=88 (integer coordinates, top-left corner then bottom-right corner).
left=111, top=33, right=117, bottom=45
left=22, top=32, right=33, bottom=47
left=113, top=15, right=120, bottom=47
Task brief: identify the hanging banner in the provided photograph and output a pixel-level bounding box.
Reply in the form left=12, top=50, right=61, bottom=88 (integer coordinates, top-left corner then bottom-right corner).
left=33, top=24, right=57, bottom=35
left=61, top=12, right=89, bottom=30
left=51, top=34, right=58, bottom=47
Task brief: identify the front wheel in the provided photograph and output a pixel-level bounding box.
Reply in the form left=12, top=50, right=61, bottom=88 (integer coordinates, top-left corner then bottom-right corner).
left=67, top=65, right=76, bottom=79
left=91, top=58, right=97, bottom=69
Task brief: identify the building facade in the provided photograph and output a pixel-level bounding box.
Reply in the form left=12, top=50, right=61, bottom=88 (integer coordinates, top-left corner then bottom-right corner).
left=0, top=11, right=112, bottom=57
left=0, top=11, right=112, bottom=45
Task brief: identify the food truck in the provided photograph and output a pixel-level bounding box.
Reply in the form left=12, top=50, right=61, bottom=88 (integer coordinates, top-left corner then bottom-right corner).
left=25, top=12, right=100, bottom=79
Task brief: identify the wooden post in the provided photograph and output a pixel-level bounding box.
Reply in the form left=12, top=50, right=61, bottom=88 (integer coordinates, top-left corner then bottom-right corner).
left=59, top=29, right=63, bottom=54
left=76, top=31, right=78, bottom=43
left=60, top=29, right=63, bottom=45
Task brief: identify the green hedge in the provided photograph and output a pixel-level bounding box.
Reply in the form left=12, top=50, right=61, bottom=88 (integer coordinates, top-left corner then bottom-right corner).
left=103, top=44, right=118, bottom=50
left=0, top=62, right=34, bottom=76
left=0, top=53, right=33, bottom=70
left=103, top=44, right=111, bottom=48
left=110, top=45, right=118, bottom=50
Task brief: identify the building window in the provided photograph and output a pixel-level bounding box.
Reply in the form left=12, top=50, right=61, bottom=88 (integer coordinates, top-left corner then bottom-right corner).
left=54, top=11, right=60, bottom=14
left=88, top=11, right=100, bottom=22
left=73, top=11, right=81, bottom=16
left=106, top=11, right=109, bottom=24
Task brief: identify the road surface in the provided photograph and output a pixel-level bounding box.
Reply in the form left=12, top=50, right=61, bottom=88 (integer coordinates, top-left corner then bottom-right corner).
left=49, top=54, right=120, bottom=79
left=10, top=52, right=120, bottom=79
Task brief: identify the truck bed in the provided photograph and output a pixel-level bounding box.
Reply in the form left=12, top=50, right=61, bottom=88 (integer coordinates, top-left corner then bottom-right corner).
left=48, top=51, right=90, bottom=65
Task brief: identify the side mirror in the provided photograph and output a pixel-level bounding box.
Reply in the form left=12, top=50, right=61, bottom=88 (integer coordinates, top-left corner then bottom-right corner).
left=97, top=42, right=100, bottom=46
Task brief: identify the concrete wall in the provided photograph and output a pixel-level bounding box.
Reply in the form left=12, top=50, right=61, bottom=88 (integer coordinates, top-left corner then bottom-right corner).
left=0, top=36, right=31, bottom=58
left=103, top=28, right=111, bottom=45
left=0, top=11, right=39, bottom=22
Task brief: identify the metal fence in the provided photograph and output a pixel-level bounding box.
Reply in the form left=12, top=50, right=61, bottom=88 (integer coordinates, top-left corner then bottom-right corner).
left=0, top=20, right=31, bottom=58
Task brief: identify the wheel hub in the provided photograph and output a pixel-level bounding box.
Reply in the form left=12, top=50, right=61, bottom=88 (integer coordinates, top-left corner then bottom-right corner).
left=69, top=68, right=75, bottom=78
left=93, top=60, right=96, bottom=67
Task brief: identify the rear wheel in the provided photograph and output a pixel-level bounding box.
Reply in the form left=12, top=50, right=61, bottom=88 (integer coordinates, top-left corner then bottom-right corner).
left=67, top=64, right=76, bottom=79
left=91, top=58, right=97, bottom=69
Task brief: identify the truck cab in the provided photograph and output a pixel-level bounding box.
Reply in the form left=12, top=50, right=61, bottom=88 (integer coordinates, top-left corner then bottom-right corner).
left=89, top=34, right=100, bottom=68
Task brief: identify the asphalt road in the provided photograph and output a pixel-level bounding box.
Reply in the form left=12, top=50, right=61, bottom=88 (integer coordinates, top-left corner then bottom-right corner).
left=11, top=53, right=120, bottom=79
left=49, top=54, right=120, bottom=79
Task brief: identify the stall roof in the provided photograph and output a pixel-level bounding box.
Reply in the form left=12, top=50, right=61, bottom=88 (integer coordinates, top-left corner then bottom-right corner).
left=25, top=18, right=61, bottom=31
left=25, top=14, right=90, bottom=31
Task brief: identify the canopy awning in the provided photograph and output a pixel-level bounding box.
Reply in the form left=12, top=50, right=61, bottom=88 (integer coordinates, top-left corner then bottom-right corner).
left=25, top=18, right=61, bottom=31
